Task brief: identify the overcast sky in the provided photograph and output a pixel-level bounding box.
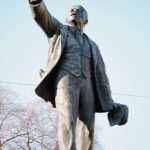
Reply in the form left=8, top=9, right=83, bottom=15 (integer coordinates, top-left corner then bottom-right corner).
left=0, top=0, right=150, bottom=150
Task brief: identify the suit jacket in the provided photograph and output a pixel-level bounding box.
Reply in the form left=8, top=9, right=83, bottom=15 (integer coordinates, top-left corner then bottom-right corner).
left=30, top=1, right=114, bottom=112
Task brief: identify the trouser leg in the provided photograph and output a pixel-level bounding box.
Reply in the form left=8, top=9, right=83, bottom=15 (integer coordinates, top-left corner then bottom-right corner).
left=55, top=73, right=81, bottom=150
left=76, top=78, right=95, bottom=150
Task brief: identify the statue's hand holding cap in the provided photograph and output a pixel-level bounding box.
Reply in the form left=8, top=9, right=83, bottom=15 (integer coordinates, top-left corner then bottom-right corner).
left=107, top=103, right=129, bottom=126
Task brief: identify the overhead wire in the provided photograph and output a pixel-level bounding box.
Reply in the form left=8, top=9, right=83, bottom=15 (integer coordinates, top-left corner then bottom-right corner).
left=0, top=80, right=150, bottom=99
left=0, top=81, right=36, bottom=87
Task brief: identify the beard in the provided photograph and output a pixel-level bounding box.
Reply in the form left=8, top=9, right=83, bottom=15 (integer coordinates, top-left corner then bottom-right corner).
left=70, top=19, right=79, bottom=26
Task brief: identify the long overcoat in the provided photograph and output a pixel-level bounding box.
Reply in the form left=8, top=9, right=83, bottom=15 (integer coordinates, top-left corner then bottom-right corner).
left=30, top=1, right=114, bottom=112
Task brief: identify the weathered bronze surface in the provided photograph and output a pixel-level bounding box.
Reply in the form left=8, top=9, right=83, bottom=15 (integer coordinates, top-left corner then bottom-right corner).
left=29, top=1, right=128, bottom=149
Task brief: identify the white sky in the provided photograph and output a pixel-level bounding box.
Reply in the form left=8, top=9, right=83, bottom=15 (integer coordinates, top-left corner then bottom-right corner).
left=0, top=0, right=150, bottom=150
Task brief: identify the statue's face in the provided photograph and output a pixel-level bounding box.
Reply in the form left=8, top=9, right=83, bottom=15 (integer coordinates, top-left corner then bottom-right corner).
left=66, top=5, right=88, bottom=28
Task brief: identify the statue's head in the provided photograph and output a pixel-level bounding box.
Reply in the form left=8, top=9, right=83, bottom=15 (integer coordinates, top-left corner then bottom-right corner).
left=66, top=5, right=88, bottom=28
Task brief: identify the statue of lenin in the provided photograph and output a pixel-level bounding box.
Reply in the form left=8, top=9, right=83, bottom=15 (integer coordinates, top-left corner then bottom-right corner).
left=28, top=0, right=128, bottom=149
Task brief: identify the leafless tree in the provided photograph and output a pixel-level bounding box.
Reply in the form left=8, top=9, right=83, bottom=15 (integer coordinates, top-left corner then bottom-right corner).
left=12, top=99, right=58, bottom=150
left=0, top=86, right=28, bottom=149
left=0, top=85, right=57, bottom=149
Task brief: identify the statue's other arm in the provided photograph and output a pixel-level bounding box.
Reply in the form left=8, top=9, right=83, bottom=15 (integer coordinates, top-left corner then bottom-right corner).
left=29, top=0, right=61, bottom=37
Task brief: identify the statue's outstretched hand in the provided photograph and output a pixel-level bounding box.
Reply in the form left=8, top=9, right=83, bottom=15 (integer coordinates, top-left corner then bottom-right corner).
left=29, top=0, right=42, bottom=5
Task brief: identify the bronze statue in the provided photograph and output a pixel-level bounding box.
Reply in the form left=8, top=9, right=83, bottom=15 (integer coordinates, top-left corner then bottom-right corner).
left=28, top=0, right=128, bottom=149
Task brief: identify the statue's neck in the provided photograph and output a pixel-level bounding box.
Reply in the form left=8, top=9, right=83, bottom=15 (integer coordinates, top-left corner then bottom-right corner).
left=68, top=24, right=83, bottom=35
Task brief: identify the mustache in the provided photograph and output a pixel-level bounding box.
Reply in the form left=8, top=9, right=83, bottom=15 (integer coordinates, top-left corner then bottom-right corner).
left=71, top=13, right=77, bottom=16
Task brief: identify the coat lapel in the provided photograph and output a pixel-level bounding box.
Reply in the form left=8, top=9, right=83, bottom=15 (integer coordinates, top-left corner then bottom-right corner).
left=43, top=25, right=68, bottom=79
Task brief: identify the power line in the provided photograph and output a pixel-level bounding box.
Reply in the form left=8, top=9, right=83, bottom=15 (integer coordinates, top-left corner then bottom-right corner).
left=0, top=80, right=150, bottom=99
left=113, top=93, right=150, bottom=99
left=0, top=81, right=36, bottom=87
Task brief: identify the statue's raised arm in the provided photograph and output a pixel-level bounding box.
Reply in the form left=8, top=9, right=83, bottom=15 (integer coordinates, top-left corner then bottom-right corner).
left=29, top=0, right=61, bottom=37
